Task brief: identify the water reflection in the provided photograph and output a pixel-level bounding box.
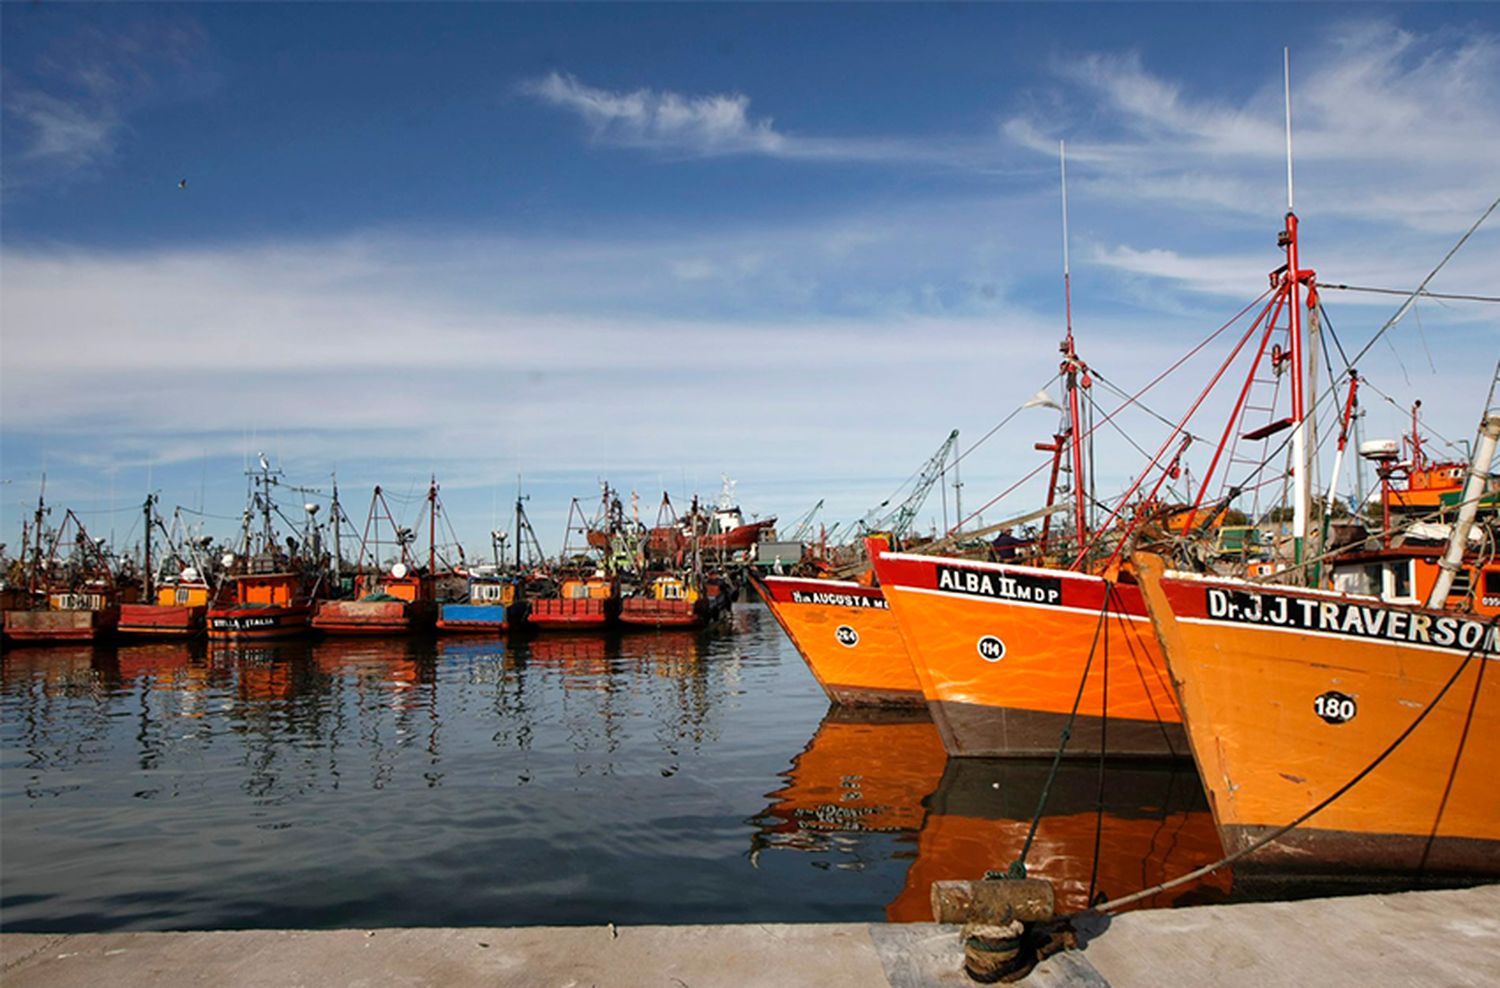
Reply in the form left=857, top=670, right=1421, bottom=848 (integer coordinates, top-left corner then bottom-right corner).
left=1, top=618, right=815, bottom=931
left=753, top=707, right=1231, bottom=921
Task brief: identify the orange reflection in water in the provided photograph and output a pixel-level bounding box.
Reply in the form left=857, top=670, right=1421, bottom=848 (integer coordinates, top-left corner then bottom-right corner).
left=886, top=759, right=1231, bottom=920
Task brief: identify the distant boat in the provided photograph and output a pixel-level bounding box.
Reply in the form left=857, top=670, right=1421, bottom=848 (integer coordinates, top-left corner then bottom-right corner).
left=619, top=572, right=730, bottom=629
left=313, top=480, right=447, bottom=636
left=207, top=461, right=319, bottom=642
left=118, top=497, right=212, bottom=639
left=3, top=500, right=120, bottom=645
left=528, top=573, right=621, bottom=630
left=437, top=571, right=527, bottom=633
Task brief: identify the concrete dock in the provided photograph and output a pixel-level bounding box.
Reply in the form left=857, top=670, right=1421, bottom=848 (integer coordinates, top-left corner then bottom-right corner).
left=3, top=883, right=1496, bottom=987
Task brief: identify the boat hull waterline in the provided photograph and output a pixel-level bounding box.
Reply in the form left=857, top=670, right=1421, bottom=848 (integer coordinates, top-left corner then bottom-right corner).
left=872, top=551, right=1187, bottom=759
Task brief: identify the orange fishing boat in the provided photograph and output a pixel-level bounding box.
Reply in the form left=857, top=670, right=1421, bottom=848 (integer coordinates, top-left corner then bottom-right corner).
left=872, top=551, right=1184, bottom=757
left=313, top=481, right=449, bottom=636
left=118, top=574, right=211, bottom=637
left=751, top=572, right=923, bottom=707
left=528, top=573, right=620, bottom=630
left=207, top=462, right=319, bottom=642
left=1135, top=550, right=1499, bottom=876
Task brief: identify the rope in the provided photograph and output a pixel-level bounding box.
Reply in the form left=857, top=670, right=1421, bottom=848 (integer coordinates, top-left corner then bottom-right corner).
left=1079, top=613, right=1498, bottom=915
left=1002, top=583, right=1114, bottom=878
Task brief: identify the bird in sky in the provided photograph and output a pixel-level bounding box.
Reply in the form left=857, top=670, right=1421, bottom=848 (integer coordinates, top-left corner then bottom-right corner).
left=178, top=179, right=187, bottom=189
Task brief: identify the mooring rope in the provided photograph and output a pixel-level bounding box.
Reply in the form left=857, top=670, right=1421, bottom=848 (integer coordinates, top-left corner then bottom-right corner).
left=1077, top=613, right=1498, bottom=916
left=1001, top=583, right=1116, bottom=879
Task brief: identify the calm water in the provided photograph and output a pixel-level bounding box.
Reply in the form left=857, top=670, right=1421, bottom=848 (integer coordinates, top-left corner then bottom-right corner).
left=1, top=602, right=1230, bottom=932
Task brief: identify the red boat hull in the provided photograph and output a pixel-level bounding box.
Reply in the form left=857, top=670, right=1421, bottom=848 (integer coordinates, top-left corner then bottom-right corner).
left=529, top=597, right=618, bottom=630
left=312, top=599, right=435, bottom=635
left=4, top=608, right=118, bottom=643
left=117, top=603, right=205, bottom=638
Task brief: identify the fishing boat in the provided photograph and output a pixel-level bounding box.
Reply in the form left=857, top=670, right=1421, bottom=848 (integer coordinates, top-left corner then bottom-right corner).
left=207, top=460, right=321, bottom=642
left=437, top=571, right=527, bottom=633
left=117, top=497, right=213, bottom=638
left=528, top=573, right=620, bottom=630
left=696, top=477, right=776, bottom=554
left=619, top=572, right=730, bottom=629
left=870, top=149, right=1187, bottom=758
left=313, top=481, right=448, bottom=636
left=3, top=495, right=120, bottom=644
left=528, top=491, right=623, bottom=630
left=1134, top=540, right=1498, bottom=876
left=751, top=570, right=922, bottom=707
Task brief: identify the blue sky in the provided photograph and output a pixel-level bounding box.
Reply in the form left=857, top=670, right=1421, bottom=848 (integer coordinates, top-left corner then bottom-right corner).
left=3, top=3, right=1498, bottom=558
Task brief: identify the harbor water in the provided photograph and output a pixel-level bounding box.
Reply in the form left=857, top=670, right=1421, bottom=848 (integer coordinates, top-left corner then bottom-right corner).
left=1, top=602, right=1229, bottom=932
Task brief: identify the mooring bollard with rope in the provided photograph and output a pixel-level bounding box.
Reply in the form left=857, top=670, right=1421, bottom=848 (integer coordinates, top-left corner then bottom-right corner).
left=934, top=585, right=1119, bottom=982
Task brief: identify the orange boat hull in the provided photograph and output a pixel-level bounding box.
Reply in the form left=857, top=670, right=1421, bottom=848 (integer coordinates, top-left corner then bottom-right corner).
left=872, top=552, right=1185, bottom=758
left=753, top=575, right=924, bottom=707
left=1135, top=553, right=1500, bottom=876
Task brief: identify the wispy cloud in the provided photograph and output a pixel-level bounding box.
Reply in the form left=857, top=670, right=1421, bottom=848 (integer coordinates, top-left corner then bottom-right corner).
left=2, top=18, right=217, bottom=185
left=522, top=71, right=978, bottom=166
left=1005, top=21, right=1500, bottom=233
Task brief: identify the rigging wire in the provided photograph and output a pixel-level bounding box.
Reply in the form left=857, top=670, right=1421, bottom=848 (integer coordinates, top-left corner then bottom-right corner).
left=1320, top=284, right=1500, bottom=304
left=1344, top=195, right=1500, bottom=370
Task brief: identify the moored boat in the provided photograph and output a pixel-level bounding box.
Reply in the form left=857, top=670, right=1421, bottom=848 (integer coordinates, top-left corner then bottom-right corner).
left=528, top=573, right=620, bottom=630
left=1134, top=549, right=1499, bottom=876
left=3, top=499, right=120, bottom=645
left=619, top=572, right=730, bottom=629
left=751, top=572, right=923, bottom=707
left=312, top=480, right=453, bottom=636
left=437, top=571, right=527, bottom=633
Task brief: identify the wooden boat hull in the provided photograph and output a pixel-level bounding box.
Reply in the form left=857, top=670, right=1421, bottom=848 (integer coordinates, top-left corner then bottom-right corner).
left=312, top=598, right=436, bottom=635
left=4, top=607, right=118, bottom=643
left=206, top=604, right=313, bottom=641
left=1134, top=553, right=1500, bottom=876
left=871, top=551, right=1186, bottom=758
left=752, top=574, right=923, bottom=707
left=117, top=603, right=206, bottom=638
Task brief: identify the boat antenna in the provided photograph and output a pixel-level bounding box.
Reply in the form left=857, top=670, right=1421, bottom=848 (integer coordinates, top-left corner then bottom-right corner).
left=1058, top=140, right=1090, bottom=556
left=1284, top=47, right=1294, bottom=213
left=1282, top=47, right=1311, bottom=568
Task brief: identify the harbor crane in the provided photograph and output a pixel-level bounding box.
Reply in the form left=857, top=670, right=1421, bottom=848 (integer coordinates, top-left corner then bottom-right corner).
left=783, top=499, right=825, bottom=543
left=857, top=429, right=960, bottom=540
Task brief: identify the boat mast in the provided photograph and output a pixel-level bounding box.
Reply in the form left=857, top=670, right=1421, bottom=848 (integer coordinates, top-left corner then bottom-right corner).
left=28, top=476, right=46, bottom=596
left=1281, top=49, right=1312, bottom=570
left=1059, top=141, right=1089, bottom=556
left=330, top=474, right=342, bottom=584
left=428, top=475, right=438, bottom=576
left=142, top=493, right=156, bottom=599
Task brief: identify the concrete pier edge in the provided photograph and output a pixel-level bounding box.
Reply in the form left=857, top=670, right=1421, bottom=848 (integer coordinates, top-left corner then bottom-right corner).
left=3, top=883, right=1496, bottom=987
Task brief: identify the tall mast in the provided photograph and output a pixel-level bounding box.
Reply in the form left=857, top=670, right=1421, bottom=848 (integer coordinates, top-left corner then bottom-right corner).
left=142, top=493, right=156, bottom=599
left=29, top=476, right=46, bottom=595
left=330, top=475, right=342, bottom=583
left=1283, top=49, right=1311, bottom=567
left=428, top=475, right=438, bottom=576
left=1059, top=140, right=1089, bottom=554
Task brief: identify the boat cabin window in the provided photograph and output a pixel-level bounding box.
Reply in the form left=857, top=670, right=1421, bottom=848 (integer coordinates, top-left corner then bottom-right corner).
left=1331, top=565, right=1377, bottom=596
left=660, top=582, right=683, bottom=600
left=473, top=582, right=505, bottom=603
left=1383, top=560, right=1416, bottom=603
left=1485, top=570, right=1500, bottom=595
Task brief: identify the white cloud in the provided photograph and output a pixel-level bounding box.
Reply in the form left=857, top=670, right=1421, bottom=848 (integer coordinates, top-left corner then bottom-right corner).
left=3, top=19, right=217, bottom=184
left=522, top=71, right=980, bottom=166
